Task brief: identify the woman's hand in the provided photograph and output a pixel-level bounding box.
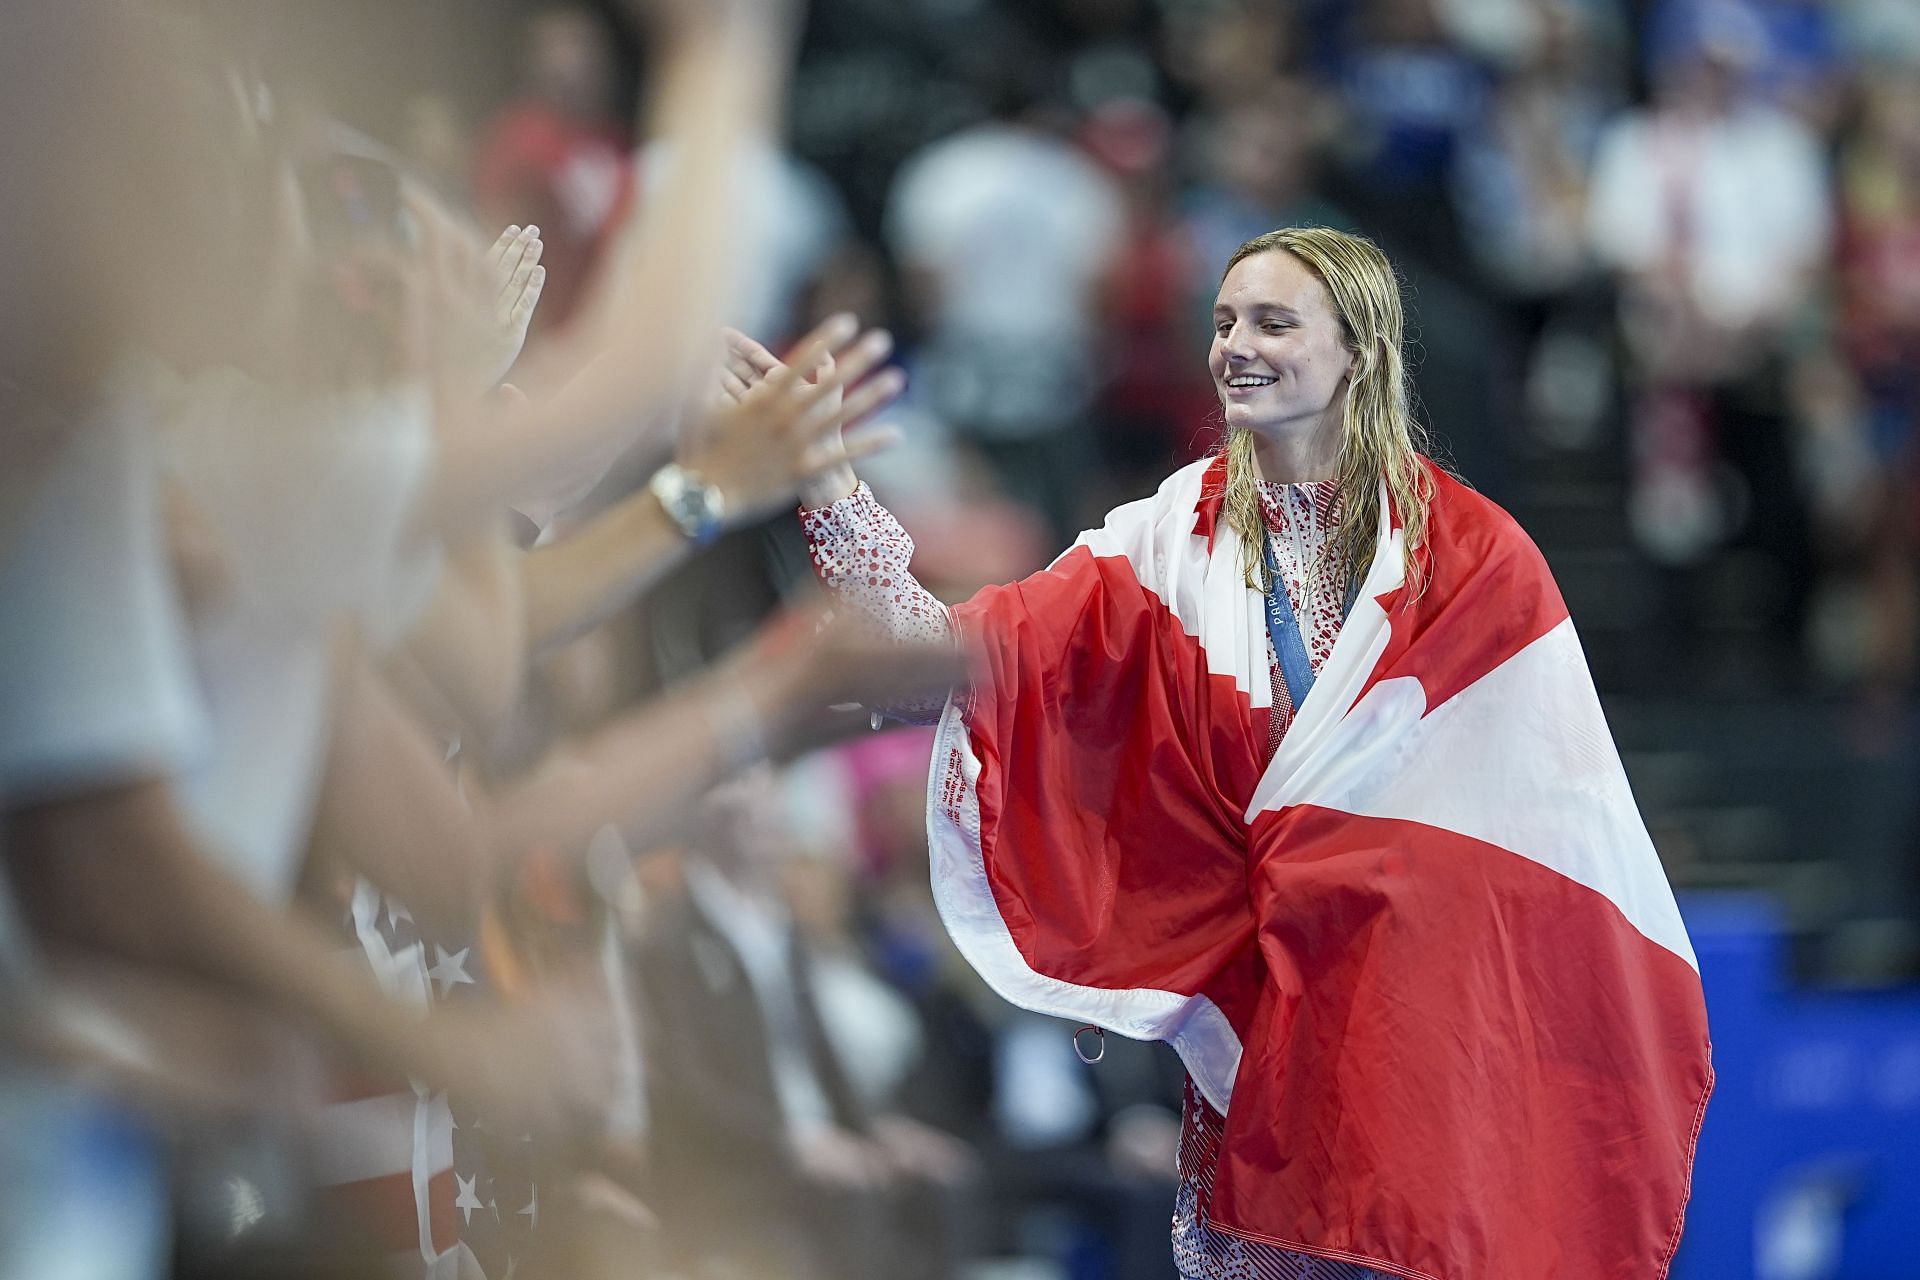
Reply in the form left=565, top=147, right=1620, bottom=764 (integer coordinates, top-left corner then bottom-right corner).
left=413, top=978, right=622, bottom=1151
left=678, top=313, right=904, bottom=525
left=404, top=190, right=547, bottom=403
left=729, top=607, right=966, bottom=761
left=482, top=222, right=547, bottom=386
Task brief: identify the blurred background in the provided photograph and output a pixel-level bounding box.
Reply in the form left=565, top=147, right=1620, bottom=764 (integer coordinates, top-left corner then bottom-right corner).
left=8, top=0, right=1920, bottom=1277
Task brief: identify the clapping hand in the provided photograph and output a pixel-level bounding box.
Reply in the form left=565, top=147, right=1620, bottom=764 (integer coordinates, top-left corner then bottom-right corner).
left=416, top=976, right=622, bottom=1150
left=404, top=190, right=548, bottom=401
left=480, top=222, right=546, bottom=386
left=677, top=313, right=905, bottom=525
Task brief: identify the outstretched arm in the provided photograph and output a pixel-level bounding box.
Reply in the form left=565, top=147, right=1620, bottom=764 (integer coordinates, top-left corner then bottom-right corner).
left=310, top=605, right=964, bottom=935
left=722, top=327, right=957, bottom=668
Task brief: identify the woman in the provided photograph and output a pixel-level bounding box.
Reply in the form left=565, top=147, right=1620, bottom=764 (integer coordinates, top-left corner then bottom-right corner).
left=785, top=227, right=1711, bottom=1279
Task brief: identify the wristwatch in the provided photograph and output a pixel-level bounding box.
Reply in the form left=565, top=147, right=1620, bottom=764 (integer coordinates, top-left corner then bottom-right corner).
left=649, top=462, right=727, bottom=546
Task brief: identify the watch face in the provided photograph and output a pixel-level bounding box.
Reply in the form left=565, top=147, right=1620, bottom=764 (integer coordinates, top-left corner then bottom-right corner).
left=682, top=484, right=721, bottom=528
left=656, top=464, right=724, bottom=542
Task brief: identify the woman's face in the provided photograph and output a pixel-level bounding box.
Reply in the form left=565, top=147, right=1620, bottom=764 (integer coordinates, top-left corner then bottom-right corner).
left=1209, top=249, right=1353, bottom=440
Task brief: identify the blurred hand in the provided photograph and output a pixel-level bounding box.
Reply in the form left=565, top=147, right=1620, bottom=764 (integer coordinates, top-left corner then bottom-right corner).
left=404, top=191, right=547, bottom=403
left=716, top=326, right=783, bottom=405
left=789, top=1124, right=891, bottom=1191
left=870, top=1114, right=976, bottom=1186
left=679, top=313, right=905, bottom=524
left=741, top=607, right=965, bottom=738
left=481, top=223, right=547, bottom=385
left=413, top=977, right=621, bottom=1148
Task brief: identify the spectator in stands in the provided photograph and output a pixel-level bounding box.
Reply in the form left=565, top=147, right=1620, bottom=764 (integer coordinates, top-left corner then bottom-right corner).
left=1644, top=0, right=1847, bottom=131
left=1587, top=28, right=1830, bottom=597
left=1453, top=0, right=1621, bottom=301
left=1180, top=76, right=1352, bottom=294
left=635, top=778, right=972, bottom=1280
left=1814, top=57, right=1920, bottom=702
left=1330, top=0, right=1490, bottom=265
left=1082, top=97, right=1219, bottom=501
left=1451, top=0, right=1623, bottom=448
left=1158, top=0, right=1301, bottom=114
left=884, top=63, right=1125, bottom=539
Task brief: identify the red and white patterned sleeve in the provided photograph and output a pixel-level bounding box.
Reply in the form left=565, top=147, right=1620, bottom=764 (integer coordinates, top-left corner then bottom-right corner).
left=799, top=482, right=956, bottom=724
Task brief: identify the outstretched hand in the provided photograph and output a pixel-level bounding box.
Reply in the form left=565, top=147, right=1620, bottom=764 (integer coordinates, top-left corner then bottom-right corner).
left=731, top=606, right=966, bottom=762
left=678, top=313, right=905, bottom=525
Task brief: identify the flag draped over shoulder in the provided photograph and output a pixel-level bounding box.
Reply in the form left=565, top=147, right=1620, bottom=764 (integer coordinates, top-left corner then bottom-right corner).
left=926, top=454, right=1712, bottom=1280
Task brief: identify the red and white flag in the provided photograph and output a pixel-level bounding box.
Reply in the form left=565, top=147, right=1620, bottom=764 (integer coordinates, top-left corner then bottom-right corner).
left=928, top=454, right=1712, bottom=1280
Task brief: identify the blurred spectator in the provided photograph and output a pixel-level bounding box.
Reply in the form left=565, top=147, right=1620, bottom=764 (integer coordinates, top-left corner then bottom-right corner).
left=1810, top=58, right=1920, bottom=700
left=806, top=736, right=1186, bottom=1280
left=635, top=778, right=972, bottom=1280
left=1452, top=0, right=1624, bottom=448
left=1587, top=33, right=1830, bottom=589
left=1645, top=0, right=1847, bottom=131
left=1180, top=77, right=1352, bottom=295
left=1331, top=0, right=1489, bottom=264
left=636, top=142, right=854, bottom=347
left=1158, top=0, right=1300, bottom=114
left=1430, top=0, right=1627, bottom=69
left=1453, top=0, right=1622, bottom=300
left=473, top=5, right=632, bottom=332
left=884, top=71, right=1125, bottom=538
left=1081, top=97, right=1219, bottom=500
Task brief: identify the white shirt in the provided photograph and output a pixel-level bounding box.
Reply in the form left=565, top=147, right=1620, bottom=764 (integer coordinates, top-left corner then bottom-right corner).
left=1586, top=102, right=1832, bottom=329
left=886, top=124, right=1123, bottom=347
left=0, top=392, right=208, bottom=803
left=0, top=389, right=210, bottom=990
left=156, top=370, right=440, bottom=904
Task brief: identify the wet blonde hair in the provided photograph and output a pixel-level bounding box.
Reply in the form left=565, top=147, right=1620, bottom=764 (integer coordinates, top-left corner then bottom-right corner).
left=1217, top=226, right=1432, bottom=596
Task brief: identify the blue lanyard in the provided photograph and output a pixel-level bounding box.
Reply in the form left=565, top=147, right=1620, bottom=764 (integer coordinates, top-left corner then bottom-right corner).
left=1261, top=530, right=1318, bottom=710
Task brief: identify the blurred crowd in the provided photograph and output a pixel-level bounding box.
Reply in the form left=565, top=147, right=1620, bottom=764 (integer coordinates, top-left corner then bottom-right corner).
left=394, top=0, right=1920, bottom=706
left=7, top=0, right=1920, bottom=1278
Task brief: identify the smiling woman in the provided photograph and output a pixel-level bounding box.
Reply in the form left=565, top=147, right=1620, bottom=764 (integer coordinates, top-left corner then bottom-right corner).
left=1211, top=250, right=1354, bottom=454
left=1209, top=227, right=1434, bottom=597
left=791, top=224, right=1712, bottom=1280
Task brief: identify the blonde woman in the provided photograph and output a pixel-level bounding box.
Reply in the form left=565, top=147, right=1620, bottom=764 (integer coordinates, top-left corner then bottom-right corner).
left=769, top=227, right=1712, bottom=1279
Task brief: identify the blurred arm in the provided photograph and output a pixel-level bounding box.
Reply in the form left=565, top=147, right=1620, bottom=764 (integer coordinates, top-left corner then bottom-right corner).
left=5, top=781, right=430, bottom=1085
left=521, top=480, right=688, bottom=656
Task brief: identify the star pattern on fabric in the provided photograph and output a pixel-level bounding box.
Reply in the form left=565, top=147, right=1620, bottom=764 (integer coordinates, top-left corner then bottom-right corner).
left=517, top=1186, right=538, bottom=1229
left=454, top=1172, right=485, bottom=1225
left=428, top=945, right=475, bottom=999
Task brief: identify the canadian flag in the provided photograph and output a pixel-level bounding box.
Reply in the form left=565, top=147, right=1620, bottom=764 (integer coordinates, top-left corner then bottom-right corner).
left=928, top=454, right=1712, bottom=1280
